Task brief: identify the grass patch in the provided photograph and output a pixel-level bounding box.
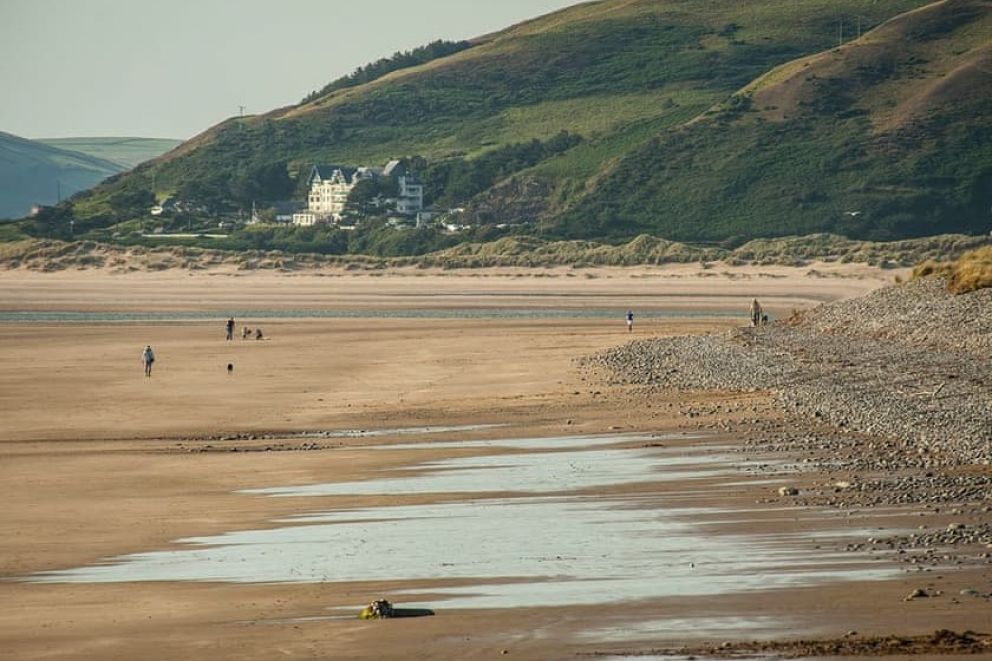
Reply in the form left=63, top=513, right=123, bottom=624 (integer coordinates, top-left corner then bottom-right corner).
left=0, top=222, right=28, bottom=242
left=914, top=245, right=992, bottom=294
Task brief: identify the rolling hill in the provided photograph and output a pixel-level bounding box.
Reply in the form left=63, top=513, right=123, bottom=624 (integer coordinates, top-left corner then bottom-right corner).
left=32, top=0, right=992, bottom=251
left=0, top=132, right=121, bottom=219
left=38, top=137, right=182, bottom=170
left=556, top=0, right=992, bottom=241
left=0, top=133, right=180, bottom=220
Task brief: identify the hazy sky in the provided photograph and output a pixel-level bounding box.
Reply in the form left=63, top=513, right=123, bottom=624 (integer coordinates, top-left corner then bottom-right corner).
left=0, top=0, right=586, bottom=140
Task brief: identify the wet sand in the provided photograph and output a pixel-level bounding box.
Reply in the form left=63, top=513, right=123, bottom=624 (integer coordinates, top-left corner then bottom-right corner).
left=3, top=265, right=988, bottom=660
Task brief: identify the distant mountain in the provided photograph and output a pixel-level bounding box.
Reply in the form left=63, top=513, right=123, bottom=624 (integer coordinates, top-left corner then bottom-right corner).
left=38, top=137, right=181, bottom=170
left=0, top=133, right=179, bottom=219
left=32, top=0, right=992, bottom=250
left=0, top=132, right=120, bottom=219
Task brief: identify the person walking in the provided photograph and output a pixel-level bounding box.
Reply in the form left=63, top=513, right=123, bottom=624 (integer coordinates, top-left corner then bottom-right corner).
left=749, top=298, right=763, bottom=327
left=626, top=310, right=634, bottom=333
left=142, top=345, right=155, bottom=377
left=226, top=317, right=235, bottom=341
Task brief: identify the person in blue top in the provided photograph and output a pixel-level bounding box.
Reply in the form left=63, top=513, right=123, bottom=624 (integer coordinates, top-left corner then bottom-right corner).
left=626, top=310, right=634, bottom=333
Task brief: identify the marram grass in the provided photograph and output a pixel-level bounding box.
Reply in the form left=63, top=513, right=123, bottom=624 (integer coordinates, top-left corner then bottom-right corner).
left=914, top=246, right=992, bottom=294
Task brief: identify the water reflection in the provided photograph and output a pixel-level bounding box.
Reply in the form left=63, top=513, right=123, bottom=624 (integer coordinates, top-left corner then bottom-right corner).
left=28, top=434, right=897, bottom=609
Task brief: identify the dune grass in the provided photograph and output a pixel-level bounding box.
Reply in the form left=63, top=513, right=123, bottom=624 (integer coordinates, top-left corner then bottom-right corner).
left=914, top=245, right=992, bottom=294
left=0, top=223, right=28, bottom=242
left=4, top=234, right=986, bottom=273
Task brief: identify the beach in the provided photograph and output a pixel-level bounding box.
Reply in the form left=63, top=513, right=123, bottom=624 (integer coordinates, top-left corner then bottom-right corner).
left=1, top=263, right=990, bottom=660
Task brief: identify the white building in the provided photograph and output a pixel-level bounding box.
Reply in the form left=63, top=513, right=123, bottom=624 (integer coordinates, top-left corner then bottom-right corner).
left=382, top=159, right=424, bottom=216
left=291, top=211, right=320, bottom=226
left=395, top=175, right=424, bottom=215
left=293, top=161, right=423, bottom=226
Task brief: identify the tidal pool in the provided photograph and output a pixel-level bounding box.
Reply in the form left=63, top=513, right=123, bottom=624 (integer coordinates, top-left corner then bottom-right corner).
left=243, top=434, right=728, bottom=498
left=28, top=433, right=899, bottom=610
left=583, top=615, right=801, bottom=642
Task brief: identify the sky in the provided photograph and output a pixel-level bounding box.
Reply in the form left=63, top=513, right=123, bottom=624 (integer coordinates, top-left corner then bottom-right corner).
left=0, top=0, right=587, bottom=140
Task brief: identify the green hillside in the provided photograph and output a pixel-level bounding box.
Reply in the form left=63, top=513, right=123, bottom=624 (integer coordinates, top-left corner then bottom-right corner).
left=27, top=0, right=992, bottom=252
left=556, top=0, right=992, bottom=241
left=0, top=132, right=120, bottom=219
left=38, top=137, right=182, bottom=170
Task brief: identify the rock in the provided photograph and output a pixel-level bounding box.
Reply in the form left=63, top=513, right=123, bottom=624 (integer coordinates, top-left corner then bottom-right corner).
left=778, top=486, right=800, bottom=496
left=584, top=277, right=992, bottom=466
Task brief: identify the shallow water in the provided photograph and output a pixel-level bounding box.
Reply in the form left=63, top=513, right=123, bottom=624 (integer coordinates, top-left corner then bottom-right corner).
left=583, top=615, right=801, bottom=642
left=294, top=423, right=507, bottom=439
left=28, top=433, right=899, bottom=611
left=244, top=434, right=726, bottom=498
left=0, top=308, right=740, bottom=323
left=376, top=431, right=702, bottom=451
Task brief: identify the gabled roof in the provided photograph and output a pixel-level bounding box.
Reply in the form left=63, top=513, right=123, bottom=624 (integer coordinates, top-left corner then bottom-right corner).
left=382, top=159, right=404, bottom=177
left=308, top=164, right=358, bottom=185
left=355, top=166, right=384, bottom=180
left=307, top=160, right=418, bottom=185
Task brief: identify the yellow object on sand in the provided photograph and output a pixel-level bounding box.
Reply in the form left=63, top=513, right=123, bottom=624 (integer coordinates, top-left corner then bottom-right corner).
left=360, top=599, right=394, bottom=619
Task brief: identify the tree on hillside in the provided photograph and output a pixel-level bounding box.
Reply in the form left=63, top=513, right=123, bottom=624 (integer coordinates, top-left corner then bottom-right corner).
left=229, top=161, right=294, bottom=207
left=342, top=176, right=401, bottom=221
left=301, top=40, right=473, bottom=103
left=422, top=131, right=583, bottom=206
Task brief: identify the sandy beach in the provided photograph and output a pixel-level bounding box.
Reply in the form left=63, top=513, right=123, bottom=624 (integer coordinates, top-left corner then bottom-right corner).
left=2, top=263, right=989, bottom=660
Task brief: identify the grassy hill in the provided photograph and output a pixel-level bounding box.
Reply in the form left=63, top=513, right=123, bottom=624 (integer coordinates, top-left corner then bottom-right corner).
left=38, top=137, right=182, bottom=170
left=0, top=132, right=120, bottom=219
left=556, top=0, right=992, bottom=241
left=29, top=0, right=992, bottom=252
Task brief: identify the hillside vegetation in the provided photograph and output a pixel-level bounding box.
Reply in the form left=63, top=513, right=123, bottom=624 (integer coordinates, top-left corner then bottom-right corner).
left=18, top=0, right=992, bottom=254
left=558, top=0, right=992, bottom=241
